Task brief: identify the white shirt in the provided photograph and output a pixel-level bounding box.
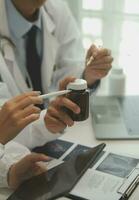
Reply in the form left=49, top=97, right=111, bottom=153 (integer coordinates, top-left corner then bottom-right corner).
left=0, top=141, right=30, bottom=188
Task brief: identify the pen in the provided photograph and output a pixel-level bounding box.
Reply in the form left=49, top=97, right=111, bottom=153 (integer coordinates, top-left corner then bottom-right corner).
left=40, top=90, right=71, bottom=100
left=86, top=45, right=103, bottom=66
left=86, top=55, right=94, bottom=66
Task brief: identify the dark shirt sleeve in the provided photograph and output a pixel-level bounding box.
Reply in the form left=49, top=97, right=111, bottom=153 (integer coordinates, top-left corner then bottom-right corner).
left=87, top=79, right=101, bottom=94
left=82, top=71, right=100, bottom=94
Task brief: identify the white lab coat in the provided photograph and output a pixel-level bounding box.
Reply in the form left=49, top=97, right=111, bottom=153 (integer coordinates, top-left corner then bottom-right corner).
left=0, top=141, right=30, bottom=188
left=0, top=0, right=85, bottom=149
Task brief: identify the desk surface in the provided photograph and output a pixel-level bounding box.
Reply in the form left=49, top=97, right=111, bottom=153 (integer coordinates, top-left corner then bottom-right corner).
left=62, top=114, right=139, bottom=157
left=1, top=114, right=139, bottom=200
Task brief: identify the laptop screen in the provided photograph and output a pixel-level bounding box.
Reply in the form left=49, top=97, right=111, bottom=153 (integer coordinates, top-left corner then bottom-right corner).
left=90, top=95, right=139, bottom=139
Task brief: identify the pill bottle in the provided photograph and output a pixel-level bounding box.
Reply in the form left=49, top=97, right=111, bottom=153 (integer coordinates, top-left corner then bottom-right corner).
left=108, top=68, right=126, bottom=96
left=64, top=79, right=89, bottom=121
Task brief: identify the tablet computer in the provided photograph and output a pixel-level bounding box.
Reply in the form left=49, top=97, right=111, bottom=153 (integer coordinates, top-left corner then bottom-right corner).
left=7, top=143, right=105, bottom=200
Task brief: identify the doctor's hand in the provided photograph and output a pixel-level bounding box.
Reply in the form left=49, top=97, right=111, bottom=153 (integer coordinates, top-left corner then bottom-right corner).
left=44, top=77, right=80, bottom=133
left=0, top=91, right=43, bottom=145
left=8, top=153, right=49, bottom=189
left=83, top=44, right=113, bottom=86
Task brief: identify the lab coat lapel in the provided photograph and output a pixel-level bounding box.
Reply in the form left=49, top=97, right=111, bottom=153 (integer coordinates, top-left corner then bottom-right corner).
left=0, top=0, right=30, bottom=94
left=2, top=44, right=30, bottom=95
left=7, top=58, right=30, bottom=94
left=0, top=1, right=19, bottom=96
left=0, top=46, right=19, bottom=96
left=41, top=7, right=59, bottom=93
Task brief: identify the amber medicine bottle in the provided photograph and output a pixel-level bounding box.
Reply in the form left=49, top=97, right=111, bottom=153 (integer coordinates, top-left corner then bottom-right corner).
left=65, top=79, right=89, bottom=121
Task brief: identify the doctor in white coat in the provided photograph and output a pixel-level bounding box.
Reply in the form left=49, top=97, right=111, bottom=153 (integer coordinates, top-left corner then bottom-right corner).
left=0, top=0, right=113, bottom=149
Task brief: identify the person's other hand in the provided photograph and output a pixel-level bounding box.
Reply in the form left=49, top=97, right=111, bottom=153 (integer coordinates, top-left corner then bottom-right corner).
left=44, top=76, right=80, bottom=133
left=84, top=44, right=113, bottom=86
left=8, top=153, right=49, bottom=189
left=0, top=91, right=43, bottom=144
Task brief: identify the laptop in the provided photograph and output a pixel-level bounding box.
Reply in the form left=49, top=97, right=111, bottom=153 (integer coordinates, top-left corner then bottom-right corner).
left=90, top=95, right=139, bottom=139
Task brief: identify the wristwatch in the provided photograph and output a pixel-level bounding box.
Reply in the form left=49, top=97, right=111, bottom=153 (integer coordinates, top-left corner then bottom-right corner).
left=0, top=143, right=4, bottom=159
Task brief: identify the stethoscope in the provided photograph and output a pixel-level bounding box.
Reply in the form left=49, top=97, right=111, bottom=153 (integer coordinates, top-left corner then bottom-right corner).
left=0, top=35, right=14, bottom=54
left=0, top=35, right=33, bottom=90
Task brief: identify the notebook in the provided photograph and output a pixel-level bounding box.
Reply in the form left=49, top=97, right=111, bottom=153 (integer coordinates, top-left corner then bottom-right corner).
left=90, top=95, right=139, bottom=139
left=7, top=139, right=139, bottom=200
left=7, top=143, right=105, bottom=200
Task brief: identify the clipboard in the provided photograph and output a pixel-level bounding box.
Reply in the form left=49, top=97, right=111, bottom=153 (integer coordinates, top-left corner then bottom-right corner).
left=7, top=143, right=106, bottom=200
left=118, top=168, right=139, bottom=200
left=69, top=152, right=139, bottom=200
left=68, top=168, right=139, bottom=200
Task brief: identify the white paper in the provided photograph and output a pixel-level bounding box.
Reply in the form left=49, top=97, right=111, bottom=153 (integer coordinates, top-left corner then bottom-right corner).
left=71, top=169, right=123, bottom=200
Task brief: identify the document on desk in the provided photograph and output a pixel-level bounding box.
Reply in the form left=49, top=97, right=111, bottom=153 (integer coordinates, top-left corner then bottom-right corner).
left=70, top=152, right=139, bottom=200
left=8, top=142, right=106, bottom=200
left=71, top=169, right=122, bottom=200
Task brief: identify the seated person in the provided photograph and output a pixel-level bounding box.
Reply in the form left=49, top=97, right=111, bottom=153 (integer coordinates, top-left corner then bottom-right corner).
left=0, top=77, right=80, bottom=189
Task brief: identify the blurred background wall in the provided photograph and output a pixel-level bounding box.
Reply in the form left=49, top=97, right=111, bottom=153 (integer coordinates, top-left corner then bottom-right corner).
left=63, top=0, right=139, bottom=94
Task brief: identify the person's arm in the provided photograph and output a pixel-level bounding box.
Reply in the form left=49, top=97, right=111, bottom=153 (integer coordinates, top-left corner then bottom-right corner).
left=0, top=92, right=50, bottom=189
left=18, top=77, right=80, bottom=148
left=8, top=152, right=49, bottom=189
left=0, top=141, right=48, bottom=189
left=0, top=91, right=42, bottom=145
left=0, top=141, right=30, bottom=188
left=83, top=44, right=113, bottom=87
left=14, top=76, right=81, bottom=149
left=0, top=75, right=49, bottom=150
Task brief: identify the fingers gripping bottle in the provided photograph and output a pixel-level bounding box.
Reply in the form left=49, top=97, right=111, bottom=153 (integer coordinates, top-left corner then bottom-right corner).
left=64, top=79, right=89, bottom=121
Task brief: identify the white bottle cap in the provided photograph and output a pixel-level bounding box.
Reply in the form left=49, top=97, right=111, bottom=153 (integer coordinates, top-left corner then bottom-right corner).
left=67, top=79, right=87, bottom=90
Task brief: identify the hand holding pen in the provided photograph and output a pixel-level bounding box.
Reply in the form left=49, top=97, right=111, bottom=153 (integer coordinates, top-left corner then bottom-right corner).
left=84, top=44, right=113, bottom=86
left=86, top=45, right=100, bottom=66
